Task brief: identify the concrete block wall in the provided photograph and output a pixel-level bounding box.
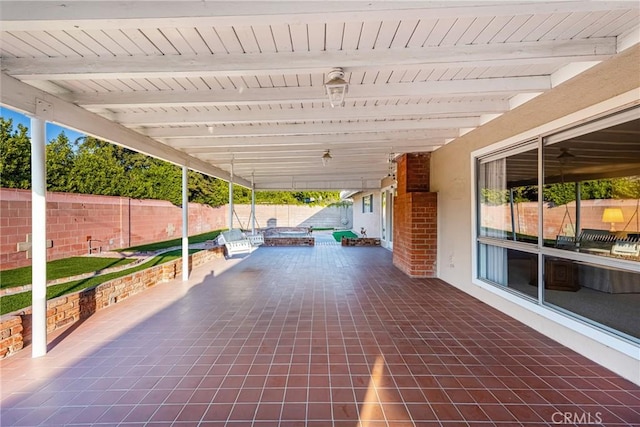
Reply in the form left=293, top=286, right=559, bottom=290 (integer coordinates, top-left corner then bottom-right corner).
left=232, top=204, right=352, bottom=230
left=393, top=153, right=438, bottom=278
left=0, top=188, right=227, bottom=270
left=481, top=200, right=640, bottom=239
left=1, top=188, right=352, bottom=271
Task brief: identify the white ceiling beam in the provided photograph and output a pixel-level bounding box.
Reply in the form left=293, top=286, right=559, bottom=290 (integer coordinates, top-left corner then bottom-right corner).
left=617, top=24, right=640, bottom=52
left=257, top=181, right=382, bottom=191
left=164, top=131, right=456, bottom=149
left=2, top=39, right=616, bottom=80
left=1, top=1, right=632, bottom=31
left=233, top=163, right=389, bottom=172
left=205, top=168, right=399, bottom=179
left=202, top=154, right=398, bottom=163
left=0, top=73, right=251, bottom=187
left=114, top=102, right=505, bottom=126
left=143, top=121, right=467, bottom=138
left=192, top=145, right=442, bottom=158
left=61, top=77, right=550, bottom=108
left=551, top=62, right=601, bottom=87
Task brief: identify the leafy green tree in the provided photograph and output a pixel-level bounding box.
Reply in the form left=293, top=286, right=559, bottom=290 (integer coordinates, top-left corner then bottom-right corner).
left=0, top=118, right=31, bottom=189
left=68, top=137, right=126, bottom=196
left=1, top=117, right=343, bottom=207
left=612, top=177, right=640, bottom=199
left=46, top=132, right=74, bottom=191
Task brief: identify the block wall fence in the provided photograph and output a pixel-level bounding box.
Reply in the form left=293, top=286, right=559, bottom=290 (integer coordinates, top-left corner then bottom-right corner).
left=0, top=246, right=225, bottom=359
left=0, top=188, right=352, bottom=270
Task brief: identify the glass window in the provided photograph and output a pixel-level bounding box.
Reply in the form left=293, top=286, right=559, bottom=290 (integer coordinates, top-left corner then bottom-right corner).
left=476, top=107, right=640, bottom=342
left=478, top=245, right=538, bottom=299
left=543, top=119, right=640, bottom=261
left=478, top=144, right=539, bottom=243
left=362, top=194, right=373, bottom=213
left=543, top=256, right=640, bottom=340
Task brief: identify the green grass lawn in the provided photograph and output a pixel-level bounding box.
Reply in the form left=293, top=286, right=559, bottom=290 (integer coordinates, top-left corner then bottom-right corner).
left=0, top=257, right=137, bottom=290
left=0, top=229, right=228, bottom=314
left=332, top=230, right=358, bottom=242
left=0, top=249, right=197, bottom=316
left=119, top=230, right=223, bottom=252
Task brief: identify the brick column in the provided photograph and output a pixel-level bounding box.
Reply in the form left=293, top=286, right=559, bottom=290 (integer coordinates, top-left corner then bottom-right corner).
left=393, top=153, right=438, bottom=277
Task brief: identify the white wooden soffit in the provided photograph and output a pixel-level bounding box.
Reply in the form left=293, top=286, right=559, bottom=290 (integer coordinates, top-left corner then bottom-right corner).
left=1, top=1, right=634, bottom=31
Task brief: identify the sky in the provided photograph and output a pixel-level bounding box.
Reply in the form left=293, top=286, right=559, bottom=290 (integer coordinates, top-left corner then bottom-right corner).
left=0, top=106, right=86, bottom=143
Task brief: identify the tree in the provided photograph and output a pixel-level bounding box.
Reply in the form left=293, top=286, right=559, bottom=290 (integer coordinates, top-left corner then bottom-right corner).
left=0, top=118, right=31, bottom=189
left=46, top=132, right=74, bottom=191
left=612, top=177, right=640, bottom=199
left=1, top=117, right=343, bottom=207
left=68, top=137, right=126, bottom=196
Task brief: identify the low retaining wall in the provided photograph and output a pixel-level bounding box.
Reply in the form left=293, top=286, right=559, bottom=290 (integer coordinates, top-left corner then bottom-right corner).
left=263, top=237, right=315, bottom=246
left=0, top=246, right=224, bottom=359
left=341, top=237, right=381, bottom=247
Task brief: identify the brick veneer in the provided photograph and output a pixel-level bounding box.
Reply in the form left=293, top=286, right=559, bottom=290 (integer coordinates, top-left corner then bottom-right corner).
left=396, top=152, right=431, bottom=194
left=263, top=237, right=314, bottom=246
left=0, top=246, right=224, bottom=359
left=341, top=237, right=381, bottom=246
left=393, top=153, right=438, bottom=278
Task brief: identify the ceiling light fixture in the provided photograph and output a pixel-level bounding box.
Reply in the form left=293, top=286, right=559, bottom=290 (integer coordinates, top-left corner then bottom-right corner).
left=324, top=68, right=348, bottom=108
left=322, top=150, right=332, bottom=166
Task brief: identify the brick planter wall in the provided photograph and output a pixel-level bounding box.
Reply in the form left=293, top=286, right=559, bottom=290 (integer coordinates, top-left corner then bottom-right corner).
left=341, top=237, right=381, bottom=246
left=0, top=246, right=224, bottom=359
left=263, top=237, right=315, bottom=246
left=393, top=153, right=438, bottom=278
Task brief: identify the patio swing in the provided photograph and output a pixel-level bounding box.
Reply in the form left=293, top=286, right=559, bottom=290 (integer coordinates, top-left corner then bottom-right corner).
left=554, top=148, right=578, bottom=249
left=217, top=208, right=264, bottom=257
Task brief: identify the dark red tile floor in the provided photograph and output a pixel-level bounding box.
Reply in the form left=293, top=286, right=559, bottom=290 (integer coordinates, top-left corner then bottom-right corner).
left=1, top=245, right=638, bottom=426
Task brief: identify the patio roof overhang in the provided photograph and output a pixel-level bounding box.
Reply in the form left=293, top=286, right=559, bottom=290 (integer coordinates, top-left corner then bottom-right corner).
left=1, top=1, right=639, bottom=191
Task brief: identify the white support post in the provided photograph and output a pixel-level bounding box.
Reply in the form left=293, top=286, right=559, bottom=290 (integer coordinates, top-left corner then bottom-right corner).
left=182, top=166, right=189, bottom=281
left=228, top=161, right=234, bottom=230
left=251, top=174, right=256, bottom=234
left=31, top=117, right=47, bottom=358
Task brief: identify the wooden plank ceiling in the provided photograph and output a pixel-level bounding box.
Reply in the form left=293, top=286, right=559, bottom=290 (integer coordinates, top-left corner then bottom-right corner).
left=1, top=1, right=638, bottom=190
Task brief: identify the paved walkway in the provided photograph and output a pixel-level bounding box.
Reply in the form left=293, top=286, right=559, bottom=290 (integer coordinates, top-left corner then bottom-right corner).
left=1, top=245, right=638, bottom=426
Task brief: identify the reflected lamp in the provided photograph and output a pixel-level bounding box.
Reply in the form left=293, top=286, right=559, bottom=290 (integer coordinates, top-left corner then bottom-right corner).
left=602, top=208, right=624, bottom=232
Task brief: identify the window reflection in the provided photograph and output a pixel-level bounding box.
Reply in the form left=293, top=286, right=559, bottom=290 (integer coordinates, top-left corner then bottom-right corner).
left=478, top=146, right=539, bottom=243
left=543, top=256, right=640, bottom=340
left=476, top=111, right=640, bottom=342
left=543, top=119, right=640, bottom=264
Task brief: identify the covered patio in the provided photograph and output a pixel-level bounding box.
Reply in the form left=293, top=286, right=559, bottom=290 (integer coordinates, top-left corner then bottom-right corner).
left=1, top=2, right=639, bottom=424
left=1, top=244, right=637, bottom=425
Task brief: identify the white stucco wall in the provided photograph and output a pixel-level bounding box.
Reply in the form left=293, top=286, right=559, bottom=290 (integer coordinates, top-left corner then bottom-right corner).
left=430, top=46, right=640, bottom=384
left=351, top=192, right=381, bottom=237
